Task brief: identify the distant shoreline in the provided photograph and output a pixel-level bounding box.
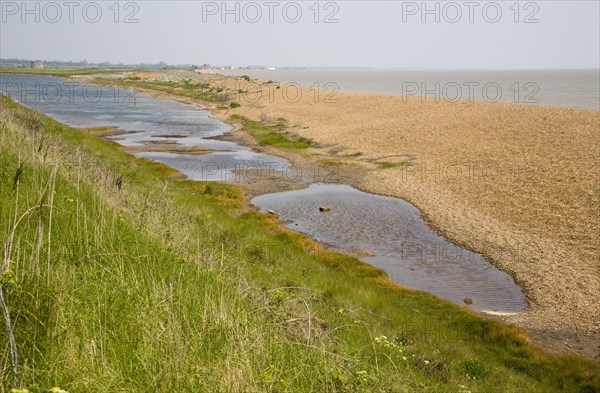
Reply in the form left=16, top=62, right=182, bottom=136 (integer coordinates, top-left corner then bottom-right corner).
left=218, top=68, right=600, bottom=111
left=2, top=67, right=599, bottom=110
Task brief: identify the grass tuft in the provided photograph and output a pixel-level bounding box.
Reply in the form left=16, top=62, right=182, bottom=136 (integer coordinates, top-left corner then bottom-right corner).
left=378, top=161, right=408, bottom=169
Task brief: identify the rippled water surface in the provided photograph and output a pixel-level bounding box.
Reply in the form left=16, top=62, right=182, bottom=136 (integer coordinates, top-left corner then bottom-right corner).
left=252, top=184, right=527, bottom=312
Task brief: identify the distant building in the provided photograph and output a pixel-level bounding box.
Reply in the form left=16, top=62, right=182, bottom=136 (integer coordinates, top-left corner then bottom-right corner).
left=194, top=63, right=215, bottom=74
left=31, top=60, right=44, bottom=68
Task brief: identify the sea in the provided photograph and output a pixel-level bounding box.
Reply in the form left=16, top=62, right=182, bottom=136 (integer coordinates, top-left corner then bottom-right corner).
left=220, top=68, right=600, bottom=110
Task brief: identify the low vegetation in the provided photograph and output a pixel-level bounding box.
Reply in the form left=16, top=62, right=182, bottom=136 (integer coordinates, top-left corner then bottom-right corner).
left=95, top=76, right=225, bottom=103
left=0, top=95, right=599, bottom=392
left=232, top=115, right=315, bottom=150
left=378, top=161, right=408, bottom=169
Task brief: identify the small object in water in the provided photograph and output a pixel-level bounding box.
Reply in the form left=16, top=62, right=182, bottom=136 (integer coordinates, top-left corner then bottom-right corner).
left=463, top=297, right=473, bottom=305
left=319, top=206, right=331, bottom=212
left=267, top=210, right=277, bottom=216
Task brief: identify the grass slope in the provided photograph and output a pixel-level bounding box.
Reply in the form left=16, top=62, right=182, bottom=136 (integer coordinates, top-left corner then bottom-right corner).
left=0, top=95, right=598, bottom=392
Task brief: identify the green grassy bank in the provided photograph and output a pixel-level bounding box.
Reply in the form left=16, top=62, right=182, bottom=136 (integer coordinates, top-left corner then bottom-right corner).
left=0, top=95, right=598, bottom=392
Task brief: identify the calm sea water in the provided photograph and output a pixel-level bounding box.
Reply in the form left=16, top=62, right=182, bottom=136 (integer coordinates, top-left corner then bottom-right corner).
left=221, top=69, right=600, bottom=110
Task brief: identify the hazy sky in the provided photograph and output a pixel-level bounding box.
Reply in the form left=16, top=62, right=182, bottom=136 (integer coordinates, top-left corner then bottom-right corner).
left=1, top=1, right=599, bottom=68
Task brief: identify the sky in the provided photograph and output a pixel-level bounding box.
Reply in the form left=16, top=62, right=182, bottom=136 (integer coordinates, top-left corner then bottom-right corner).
left=1, top=1, right=599, bottom=69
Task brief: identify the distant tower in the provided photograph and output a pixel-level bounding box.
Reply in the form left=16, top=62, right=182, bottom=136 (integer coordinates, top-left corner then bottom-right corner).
left=31, top=60, right=44, bottom=69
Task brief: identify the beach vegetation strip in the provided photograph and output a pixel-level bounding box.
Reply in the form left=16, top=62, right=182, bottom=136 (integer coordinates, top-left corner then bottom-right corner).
left=232, top=115, right=315, bottom=150
left=0, top=95, right=598, bottom=392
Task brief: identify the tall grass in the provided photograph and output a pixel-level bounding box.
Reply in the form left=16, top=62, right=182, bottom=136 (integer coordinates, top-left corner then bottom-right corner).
left=0, top=95, right=598, bottom=392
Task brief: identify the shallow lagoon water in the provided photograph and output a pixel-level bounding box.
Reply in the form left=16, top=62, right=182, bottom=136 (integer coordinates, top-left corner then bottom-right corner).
left=1, top=73, right=527, bottom=312
left=252, top=184, right=527, bottom=312
left=136, top=150, right=290, bottom=181
left=0, top=74, right=290, bottom=178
